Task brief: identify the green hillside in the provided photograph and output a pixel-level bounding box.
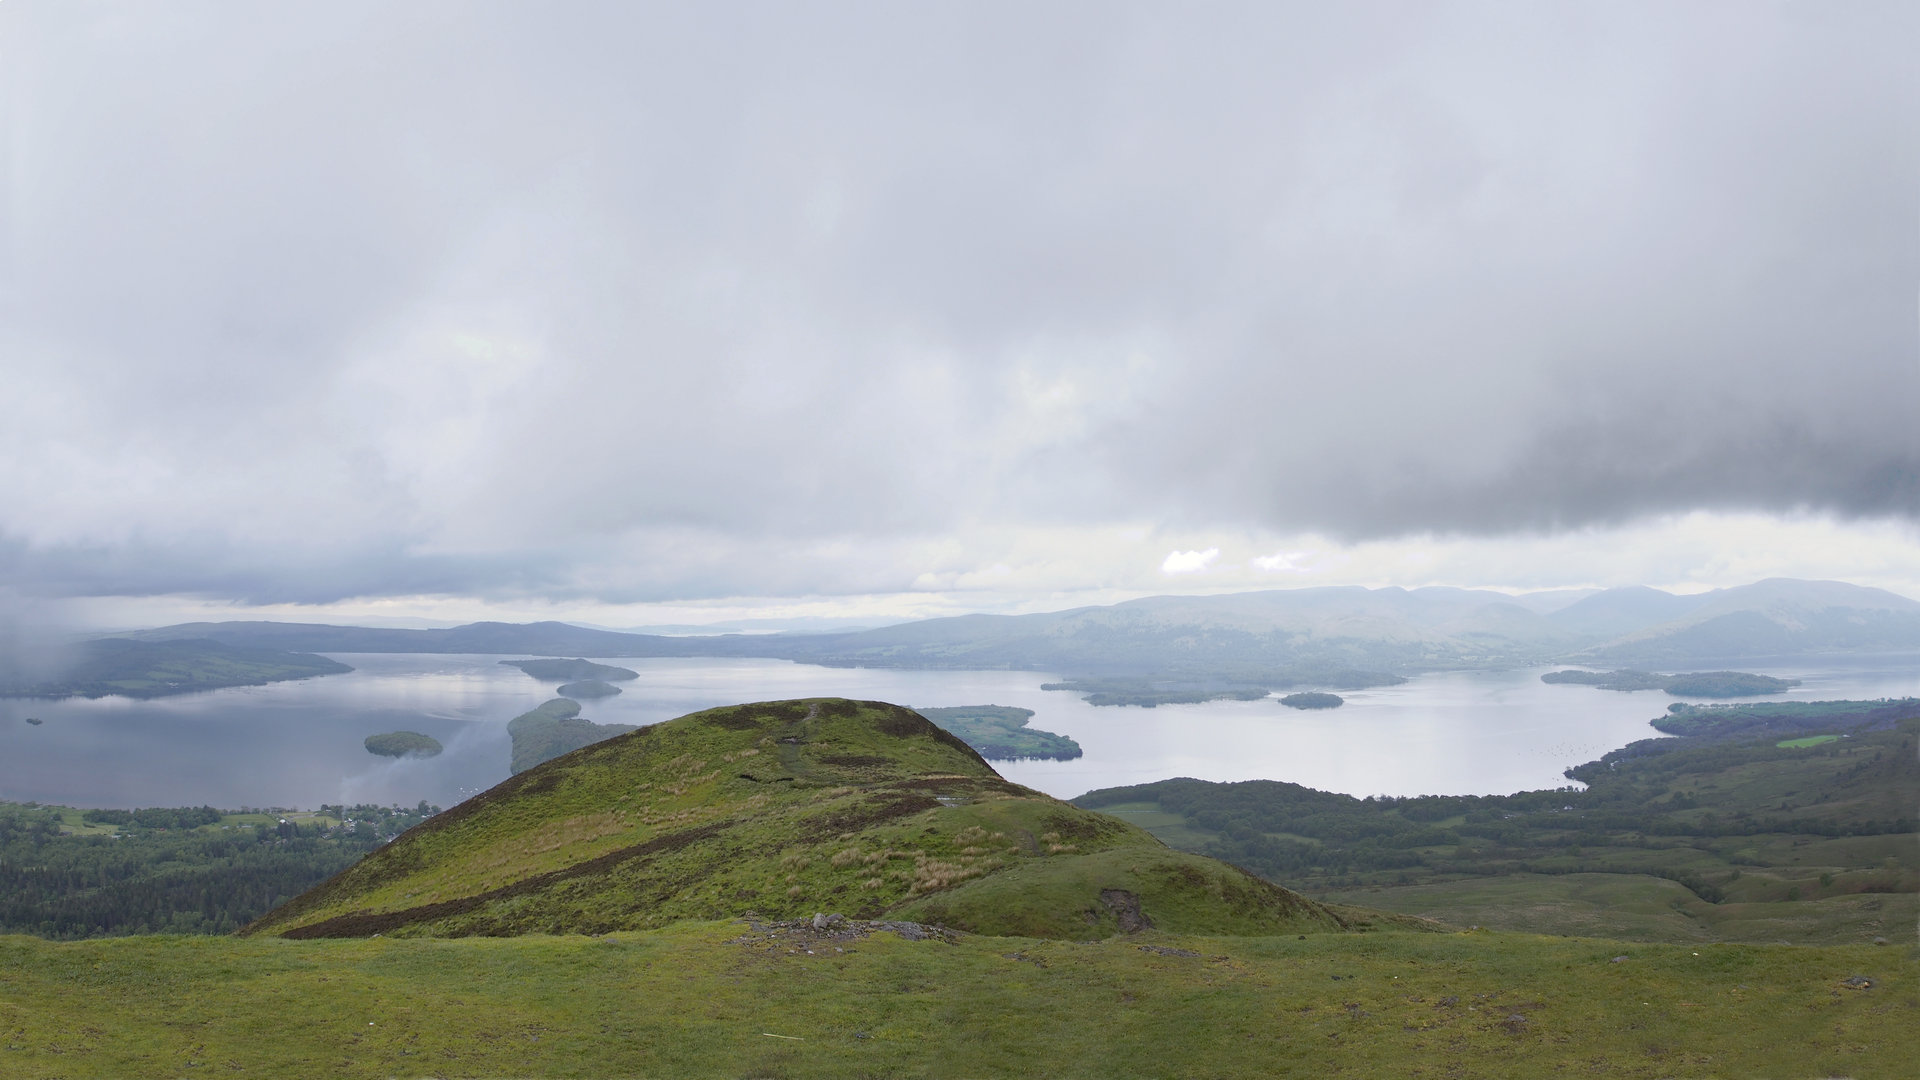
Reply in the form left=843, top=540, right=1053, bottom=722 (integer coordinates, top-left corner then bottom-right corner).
left=246, top=699, right=1351, bottom=941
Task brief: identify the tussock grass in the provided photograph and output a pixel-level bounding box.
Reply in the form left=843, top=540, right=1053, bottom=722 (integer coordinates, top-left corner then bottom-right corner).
left=1, top=926, right=1911, bottom=1077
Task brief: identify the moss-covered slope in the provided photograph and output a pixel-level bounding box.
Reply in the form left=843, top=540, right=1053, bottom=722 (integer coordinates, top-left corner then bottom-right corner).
left=245, top=699, right=1352, bottom=940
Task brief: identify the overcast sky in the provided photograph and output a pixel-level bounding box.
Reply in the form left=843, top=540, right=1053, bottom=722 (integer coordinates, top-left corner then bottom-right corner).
left=3, top=1, right=1917, bottom=630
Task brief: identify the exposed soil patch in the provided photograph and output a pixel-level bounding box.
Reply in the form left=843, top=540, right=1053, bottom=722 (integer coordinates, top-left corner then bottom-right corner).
left=1100, top=889, right=1154, bottom=934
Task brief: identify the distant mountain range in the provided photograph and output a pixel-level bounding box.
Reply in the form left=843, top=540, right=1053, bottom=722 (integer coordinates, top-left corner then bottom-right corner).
left=121, top=578, right=1920, bottom=681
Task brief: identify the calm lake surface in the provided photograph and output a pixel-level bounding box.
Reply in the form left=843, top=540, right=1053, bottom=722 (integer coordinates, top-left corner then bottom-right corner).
left=5, top=654, right=1920, bottom=810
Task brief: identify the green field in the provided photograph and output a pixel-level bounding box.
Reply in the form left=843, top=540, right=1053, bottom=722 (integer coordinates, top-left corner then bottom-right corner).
left=1, top=926, right=1911, bottom=1078
left=1778, top=734, right=1842, bottom=748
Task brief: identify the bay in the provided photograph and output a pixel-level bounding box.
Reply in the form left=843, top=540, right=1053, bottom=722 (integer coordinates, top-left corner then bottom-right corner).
left=3, top=654, right=1918, bottom=810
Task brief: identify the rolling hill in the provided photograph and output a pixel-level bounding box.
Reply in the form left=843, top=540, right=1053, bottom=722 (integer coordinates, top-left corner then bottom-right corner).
left=245, top=699, right=1356, bottom=940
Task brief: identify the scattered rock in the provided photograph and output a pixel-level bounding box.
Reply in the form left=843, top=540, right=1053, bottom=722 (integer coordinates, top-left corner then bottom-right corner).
left=1099, top=888, right=1154, bottom=934
left=1840, top=975, right=1874, bottom=990
left=1502, top=1013, right=1530, bottom=1034
left=728, top=916, right=954, bottom=952
left=1610, top=955, right=1629, bottom=963
left=1137, top=945, right=1200, bottom=958
left=1872, top=937, right=1888, bottom=946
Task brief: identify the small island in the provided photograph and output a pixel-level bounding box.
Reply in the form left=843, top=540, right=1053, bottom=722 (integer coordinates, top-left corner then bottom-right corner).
left=1279, top=692, right=1343, bottom=710
left=1542, top=669, right=1799, bottom=697
left=507, top=698, right=639, bottom=773
left=23, top=717, right=42, bottom=726
left=364, top=731, right=444, bottom=758
left=915, top=705, right=1082, bottom=760
left=557, top=679, right=623, bottom=699
left=1041, top=668, right=1403, bottom=707
left=1039, top=678, right=1270, bottom=708
left=500, top=658, right=639, bottom=683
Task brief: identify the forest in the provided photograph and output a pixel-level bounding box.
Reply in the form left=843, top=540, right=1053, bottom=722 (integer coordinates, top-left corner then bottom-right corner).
left=1075, top=708, right=1916, bottom=907
left=0, top=802, right=438, bottom=938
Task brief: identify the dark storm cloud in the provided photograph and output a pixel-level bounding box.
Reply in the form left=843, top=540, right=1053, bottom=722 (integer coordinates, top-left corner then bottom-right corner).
left=1, top=1, right=1915, bottom=603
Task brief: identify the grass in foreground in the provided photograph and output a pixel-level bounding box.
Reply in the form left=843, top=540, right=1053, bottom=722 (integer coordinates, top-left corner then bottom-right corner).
left=1, top=926, right=1911, bottom=1078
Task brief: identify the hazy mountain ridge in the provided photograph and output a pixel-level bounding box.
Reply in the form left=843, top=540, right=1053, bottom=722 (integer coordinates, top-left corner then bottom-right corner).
left=121, top=579, right=1920, bottom=682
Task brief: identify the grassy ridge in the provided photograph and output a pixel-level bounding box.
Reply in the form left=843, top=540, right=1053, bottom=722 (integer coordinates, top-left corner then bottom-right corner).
left=0, top=927, right=1911, bottom=1078
left=246, top=699, right=1347, bottom=941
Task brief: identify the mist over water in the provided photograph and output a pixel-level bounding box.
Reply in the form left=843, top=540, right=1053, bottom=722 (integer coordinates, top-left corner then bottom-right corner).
left=4, top=654, right=1919, bottom=810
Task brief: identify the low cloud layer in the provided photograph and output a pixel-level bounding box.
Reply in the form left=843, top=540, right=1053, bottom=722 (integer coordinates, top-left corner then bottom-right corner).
left=2, top=2, right=1916, bottom=610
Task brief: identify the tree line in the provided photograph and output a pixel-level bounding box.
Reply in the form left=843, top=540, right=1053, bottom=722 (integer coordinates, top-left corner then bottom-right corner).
left=0, top=801, right=437, bottom=938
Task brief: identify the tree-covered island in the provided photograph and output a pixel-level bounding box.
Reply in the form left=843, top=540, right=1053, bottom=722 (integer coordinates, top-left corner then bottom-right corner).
left=1041, top=667, right=1403, bottom=707
left=500, top=658, right=638, bottom=683
left=1039, top=678, right=1270, bottom=708
left=363, top=731, right=444, bottom=758
left=507, top=698, right=638, bottom=773
left=557, top=679, right=622, bottom=699
left=1542, top=669, right=1799, bottom=696
left=914, top=705, right=1081, bottom=760
left=1278, top=692, right=1343, bottom=709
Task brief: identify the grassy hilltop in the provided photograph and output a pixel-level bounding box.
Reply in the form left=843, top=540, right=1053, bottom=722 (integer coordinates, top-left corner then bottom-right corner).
left=248, top=699, right=1347, bottom=940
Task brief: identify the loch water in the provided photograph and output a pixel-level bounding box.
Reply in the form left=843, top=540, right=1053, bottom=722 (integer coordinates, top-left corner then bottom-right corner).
left=4, top=654, right=1920, bottom=810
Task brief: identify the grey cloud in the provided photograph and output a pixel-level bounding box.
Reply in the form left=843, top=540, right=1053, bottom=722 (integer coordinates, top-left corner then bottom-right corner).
left=2, top=1, right=1915, bottom=604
